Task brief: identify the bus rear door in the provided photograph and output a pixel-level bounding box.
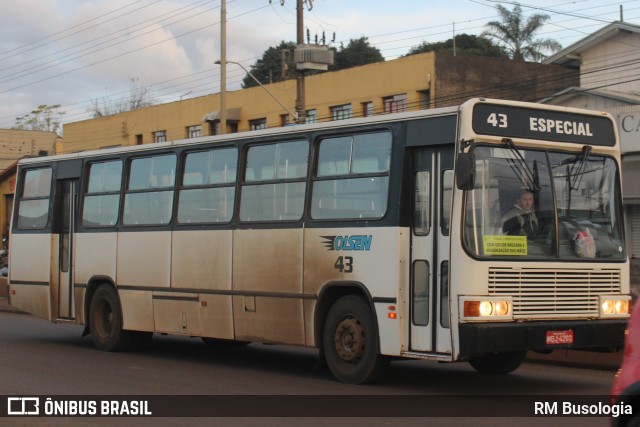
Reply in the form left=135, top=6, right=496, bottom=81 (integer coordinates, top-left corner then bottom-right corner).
left=54, top=160, right=82, bottom=321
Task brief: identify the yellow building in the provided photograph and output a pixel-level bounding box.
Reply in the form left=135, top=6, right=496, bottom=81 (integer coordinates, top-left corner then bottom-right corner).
left=0, top=162, right=16, bottom=245
left=62, top=51, right=578, bottom=152
left=0, top=129, right=59, bottom=172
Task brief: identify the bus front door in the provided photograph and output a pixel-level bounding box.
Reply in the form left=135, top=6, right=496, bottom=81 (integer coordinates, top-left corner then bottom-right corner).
left=56, top=179, right=78, bottom=320
left=409, top=146, right=453, bottom=355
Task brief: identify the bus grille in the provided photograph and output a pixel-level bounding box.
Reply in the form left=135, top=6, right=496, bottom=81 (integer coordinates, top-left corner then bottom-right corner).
left=487, top=267, right=621, bottom=319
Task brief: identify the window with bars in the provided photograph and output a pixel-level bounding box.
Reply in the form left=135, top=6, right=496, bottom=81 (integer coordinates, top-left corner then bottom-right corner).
left=305, top=109, right=317, bottom=124
left=153, top=130, right=166, bottom=143
left=187, top=125, right=202, bottom=138
left=249, top=118, right=267, bottom=131
left=330, top=104, right=352, bottom=121
left=383, top=94, right=407, bottom=114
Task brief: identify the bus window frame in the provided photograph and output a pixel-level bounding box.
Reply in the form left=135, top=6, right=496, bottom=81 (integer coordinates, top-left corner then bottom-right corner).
left=80, top=157, right=124, bottom=229
left=15, top=165, right=54, bottom=231
left=238, top=139, right=310, bottom=224
left=310, top=129, right=393, bottom=222
left=176, top=145, right=238, bottom=225
left=121, top=151, right=178, bottom=227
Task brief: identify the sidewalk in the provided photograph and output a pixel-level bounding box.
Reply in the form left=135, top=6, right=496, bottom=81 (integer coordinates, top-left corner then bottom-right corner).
left=0, top=285, right=623, bottom=370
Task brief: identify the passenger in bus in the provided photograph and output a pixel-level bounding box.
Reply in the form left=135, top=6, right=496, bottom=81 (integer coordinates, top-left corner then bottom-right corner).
left=502, top=190, right=539, bottom=237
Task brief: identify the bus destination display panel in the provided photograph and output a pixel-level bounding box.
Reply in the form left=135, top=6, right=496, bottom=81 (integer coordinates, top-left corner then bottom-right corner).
left=472, top=103, right=616, bottom=146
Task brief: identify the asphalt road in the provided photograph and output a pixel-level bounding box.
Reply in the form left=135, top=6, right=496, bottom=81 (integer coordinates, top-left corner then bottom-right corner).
left=0, top=311, right=622, bottom=427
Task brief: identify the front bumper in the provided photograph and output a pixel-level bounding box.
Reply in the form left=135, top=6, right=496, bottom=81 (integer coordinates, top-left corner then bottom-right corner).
left=458, top=319, right=627, bottom=360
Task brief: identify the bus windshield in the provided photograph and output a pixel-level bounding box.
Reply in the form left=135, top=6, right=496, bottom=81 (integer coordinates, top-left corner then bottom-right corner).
left=463, top=145, right=625, bottom=260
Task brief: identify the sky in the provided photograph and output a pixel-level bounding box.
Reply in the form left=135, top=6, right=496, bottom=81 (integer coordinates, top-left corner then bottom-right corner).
left=0, top=0, right=638, bottom=131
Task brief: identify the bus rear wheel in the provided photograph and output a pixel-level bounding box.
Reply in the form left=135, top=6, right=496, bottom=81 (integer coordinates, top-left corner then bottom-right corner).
left=89, top=284, right=139, bottom=352
left=468, top=351, right=526, bottom=374
left=323, top=295, right=387, bottom=384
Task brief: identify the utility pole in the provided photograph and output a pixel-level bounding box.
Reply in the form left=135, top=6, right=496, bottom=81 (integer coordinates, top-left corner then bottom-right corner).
left=295, top=0, right=306, bottom=124
left=272, top=0, right=330, bottom=123
left=219, top=0, right=227, bottom=134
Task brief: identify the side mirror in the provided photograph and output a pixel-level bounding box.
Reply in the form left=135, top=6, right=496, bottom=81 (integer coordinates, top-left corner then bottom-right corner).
left=456, top=152, right=475, bottom=190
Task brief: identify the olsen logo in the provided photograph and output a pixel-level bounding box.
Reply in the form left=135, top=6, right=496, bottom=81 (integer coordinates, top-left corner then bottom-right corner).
left=7, top=397, right=40, bottom=415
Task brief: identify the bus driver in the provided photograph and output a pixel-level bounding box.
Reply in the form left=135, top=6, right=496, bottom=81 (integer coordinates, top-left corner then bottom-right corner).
left=502, top=190, right=539, bottom=237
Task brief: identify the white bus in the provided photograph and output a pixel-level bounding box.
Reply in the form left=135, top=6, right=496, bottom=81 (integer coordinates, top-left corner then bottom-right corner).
left=8, top=98, right=630, bottom=384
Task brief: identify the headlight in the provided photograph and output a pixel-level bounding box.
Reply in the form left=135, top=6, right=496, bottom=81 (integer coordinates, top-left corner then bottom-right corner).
left=615, top=300, right=629, bottom=315
left=479, top=301, right=493, bottom=316
left=460, top=297, right=513, bottom=321
left=495, top=300, right=510, bottom=316
left=600, top=296, right=631, bottom=317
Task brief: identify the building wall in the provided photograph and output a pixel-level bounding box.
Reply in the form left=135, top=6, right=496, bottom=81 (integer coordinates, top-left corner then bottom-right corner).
left=434, top=53, right=579, bottom=106
left=581, top=31, right=640, bottom=93
left=0, top=129, right=58, bottom=172
left=62, top=51, right=579, bottom=153
left=62, top=52, right=438, bottom=153
left=0, top=168, right=16, bottom=246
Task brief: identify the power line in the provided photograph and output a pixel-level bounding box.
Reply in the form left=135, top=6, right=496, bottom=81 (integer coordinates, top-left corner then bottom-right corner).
left=0, top=2, right=270, bottom=95
left=0, top=0, right=213, bottom=75
left=2, top=0, right=639, bottom=130
left=0, top=0, right=161, bottom=59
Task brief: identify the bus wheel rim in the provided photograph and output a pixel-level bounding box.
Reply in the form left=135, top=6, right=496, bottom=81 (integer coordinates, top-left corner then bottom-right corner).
left=97, top=301, right=114, bottom=337
left=334, top=316, right=365, bottom=363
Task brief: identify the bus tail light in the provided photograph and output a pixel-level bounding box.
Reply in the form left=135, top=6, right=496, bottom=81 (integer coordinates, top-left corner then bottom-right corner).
left=388, top=305, right=397, bottom=319
left=460, top=297, right=513, bottom=321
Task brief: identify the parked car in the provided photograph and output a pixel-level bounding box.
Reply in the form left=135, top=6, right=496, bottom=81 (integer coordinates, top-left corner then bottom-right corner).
left=611, top=299, right=640, bottom=426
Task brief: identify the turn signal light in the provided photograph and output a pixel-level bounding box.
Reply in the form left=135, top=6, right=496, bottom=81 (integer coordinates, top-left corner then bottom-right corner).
left=464, top=301, right=480, bottom=317
left=463, top=300, right=511, bottom=318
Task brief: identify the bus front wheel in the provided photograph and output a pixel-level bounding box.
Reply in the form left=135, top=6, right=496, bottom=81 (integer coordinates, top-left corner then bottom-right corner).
left=89, top=284, right=137, bottom=352
left=468, top=351, right=526, bottom=374
left=323, top=295, right=388, bottom=384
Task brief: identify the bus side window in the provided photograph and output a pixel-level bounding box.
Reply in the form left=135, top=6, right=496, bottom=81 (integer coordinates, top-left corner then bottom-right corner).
left=240, top=141, right=308, bottom=222
left=17, top=167, right=53, bottom=229
left=82, top=160, right=123, bottom=227
left=312, top=131, right=391, bottom=220
left=178, top=148, right=237, bottom=224
left=123, top=154, right=176, bottom=226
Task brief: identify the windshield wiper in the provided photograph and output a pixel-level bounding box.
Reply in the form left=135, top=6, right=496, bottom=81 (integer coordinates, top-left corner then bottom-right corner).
left=503, top=138, right=539, bottom=192
left=569, top=145, right=592, bottom=190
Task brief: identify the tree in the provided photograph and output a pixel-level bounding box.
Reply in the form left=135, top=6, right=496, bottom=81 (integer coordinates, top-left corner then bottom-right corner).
left=331, top=37, right=384, bottom=70
left=88, top=77, right=156, bottom=117
left=405, top=34, right=508, bottom=58
left=242, top=38, right=384, bottom=89
left=482, top=3, right=562, bottom=62
left=14, top=104, right=65, bottom=135
left=242, top=41, right=297, bottom=89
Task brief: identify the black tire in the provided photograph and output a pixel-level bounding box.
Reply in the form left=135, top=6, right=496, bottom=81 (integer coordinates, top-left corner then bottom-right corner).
left=323, top=295, right=388, bottom=384
left=468, top=351, right=526, bottom=374
left=89, top=285, right=136, bottom=352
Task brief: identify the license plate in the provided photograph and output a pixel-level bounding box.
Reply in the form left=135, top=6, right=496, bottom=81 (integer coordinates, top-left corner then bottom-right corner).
left=546, top=329, right=574, bottom=345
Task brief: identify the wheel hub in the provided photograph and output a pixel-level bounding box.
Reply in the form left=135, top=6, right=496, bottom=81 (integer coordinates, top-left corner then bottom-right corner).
left=334, top=316, right=365, bottom=363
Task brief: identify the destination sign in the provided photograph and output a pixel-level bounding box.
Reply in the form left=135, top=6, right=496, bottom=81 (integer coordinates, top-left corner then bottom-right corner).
left=472, top=103, right=616, bottom=146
